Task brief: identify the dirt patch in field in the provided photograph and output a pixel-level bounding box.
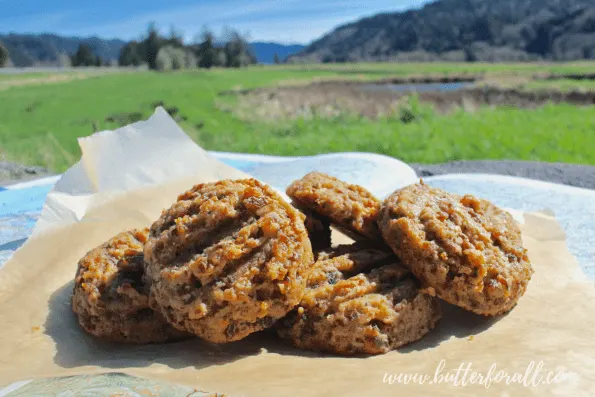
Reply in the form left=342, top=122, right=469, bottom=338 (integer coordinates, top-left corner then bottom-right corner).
left=0, top=73, right=107, bottom=91
left=420, top=87, right=595, bottom=111
left=541, top=73, right=595, bottom=81
left=230, top=80, right=595, bottom=120
left=0, top=74, right=83, bottom=90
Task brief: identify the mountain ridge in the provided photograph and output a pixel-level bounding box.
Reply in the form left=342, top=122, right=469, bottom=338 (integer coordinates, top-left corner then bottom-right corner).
left=0, top=33, right=126, bottom=66
left=290, top=0, right=595, bottom=63
left=250, top=42, right=305, bottom=64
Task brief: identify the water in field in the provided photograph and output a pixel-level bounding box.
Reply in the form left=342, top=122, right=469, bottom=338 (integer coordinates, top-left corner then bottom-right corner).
left=361, top=81, right=474, bottom=93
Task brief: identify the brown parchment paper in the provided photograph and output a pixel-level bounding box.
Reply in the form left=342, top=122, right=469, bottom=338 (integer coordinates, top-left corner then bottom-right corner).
left=1, top=109, right=594, bottom=396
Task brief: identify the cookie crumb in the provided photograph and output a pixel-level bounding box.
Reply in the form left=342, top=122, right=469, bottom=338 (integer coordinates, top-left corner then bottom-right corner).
left=420, top=286, right=437, bottom=297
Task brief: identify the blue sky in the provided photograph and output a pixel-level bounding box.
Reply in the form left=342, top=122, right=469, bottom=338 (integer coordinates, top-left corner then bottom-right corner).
left=0, top=0, right=431, bottom=44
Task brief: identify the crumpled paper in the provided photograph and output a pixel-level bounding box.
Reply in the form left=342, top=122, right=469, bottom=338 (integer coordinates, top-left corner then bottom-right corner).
left=33, top=108, right=249, bottom=233
left=0, top=108, right=594, bottom=396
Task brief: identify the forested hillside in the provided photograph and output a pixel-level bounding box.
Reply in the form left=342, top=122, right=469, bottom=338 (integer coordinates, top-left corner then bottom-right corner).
left=290, top=0, right=595, bottom=62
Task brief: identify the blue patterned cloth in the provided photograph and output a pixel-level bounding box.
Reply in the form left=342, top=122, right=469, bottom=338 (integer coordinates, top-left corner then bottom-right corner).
left=0, top=184, right=55, bottom=266
left=1, top=152, right=594, bottom=279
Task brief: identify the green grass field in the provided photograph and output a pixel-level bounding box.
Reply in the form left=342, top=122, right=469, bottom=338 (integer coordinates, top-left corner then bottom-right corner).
left=1, top=63, right=595, bottom=172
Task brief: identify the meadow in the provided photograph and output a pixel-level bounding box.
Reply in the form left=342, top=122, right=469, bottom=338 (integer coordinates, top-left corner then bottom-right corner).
left=1, top=63, right=595, bottom=172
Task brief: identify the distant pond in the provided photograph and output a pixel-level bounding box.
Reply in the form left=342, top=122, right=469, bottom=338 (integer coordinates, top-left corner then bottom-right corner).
left=360, top=82, right=475, bottom=93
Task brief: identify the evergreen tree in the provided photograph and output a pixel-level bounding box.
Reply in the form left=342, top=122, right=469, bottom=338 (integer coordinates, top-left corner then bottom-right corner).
left=119, top=41, right=143, bottom=66
left=166, top=25, right=184, bottom=48
left=197, top=28, right=216, bottom=68
left=0, top=40, right=8, bottom=67
left=223, top=30, right=256, bottom=68
left=71, top=44, right=97, bottom=67
left=145, top=22, right=162, bottom=70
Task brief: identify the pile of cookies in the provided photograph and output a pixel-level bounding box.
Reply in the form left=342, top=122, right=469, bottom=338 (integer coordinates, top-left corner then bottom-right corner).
left=71, top=172, right=533, bottom=355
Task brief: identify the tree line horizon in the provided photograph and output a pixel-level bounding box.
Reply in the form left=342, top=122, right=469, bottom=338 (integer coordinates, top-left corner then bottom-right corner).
left=0, top=24, right=279, bottom=70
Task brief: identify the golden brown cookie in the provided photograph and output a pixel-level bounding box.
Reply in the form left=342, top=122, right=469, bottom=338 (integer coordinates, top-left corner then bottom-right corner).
left=377, top=182, right=533, bottom=316
left=278, top=244, right=441, bottom=355
left=72, top=229, right=188, bottom=344
left=286, top=172, right=381, bottom=240
left=144, top=179, right=314, bottom=343
left=291, top=201, right=332, bottom=251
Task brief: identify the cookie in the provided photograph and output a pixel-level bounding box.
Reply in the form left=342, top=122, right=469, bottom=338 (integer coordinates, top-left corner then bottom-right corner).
left=315, top=241, right=395, bottom=273
left=286, top=172, right=381, bottom=240
left=378, top=182, right=533, bottom=316
left=72, top=229, right=187, bottom=344
left=278, top=244, right=441, bottom=355
left=291, top=201, right=332, bottom=251
left=144, top=179, right=314, bottom=343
